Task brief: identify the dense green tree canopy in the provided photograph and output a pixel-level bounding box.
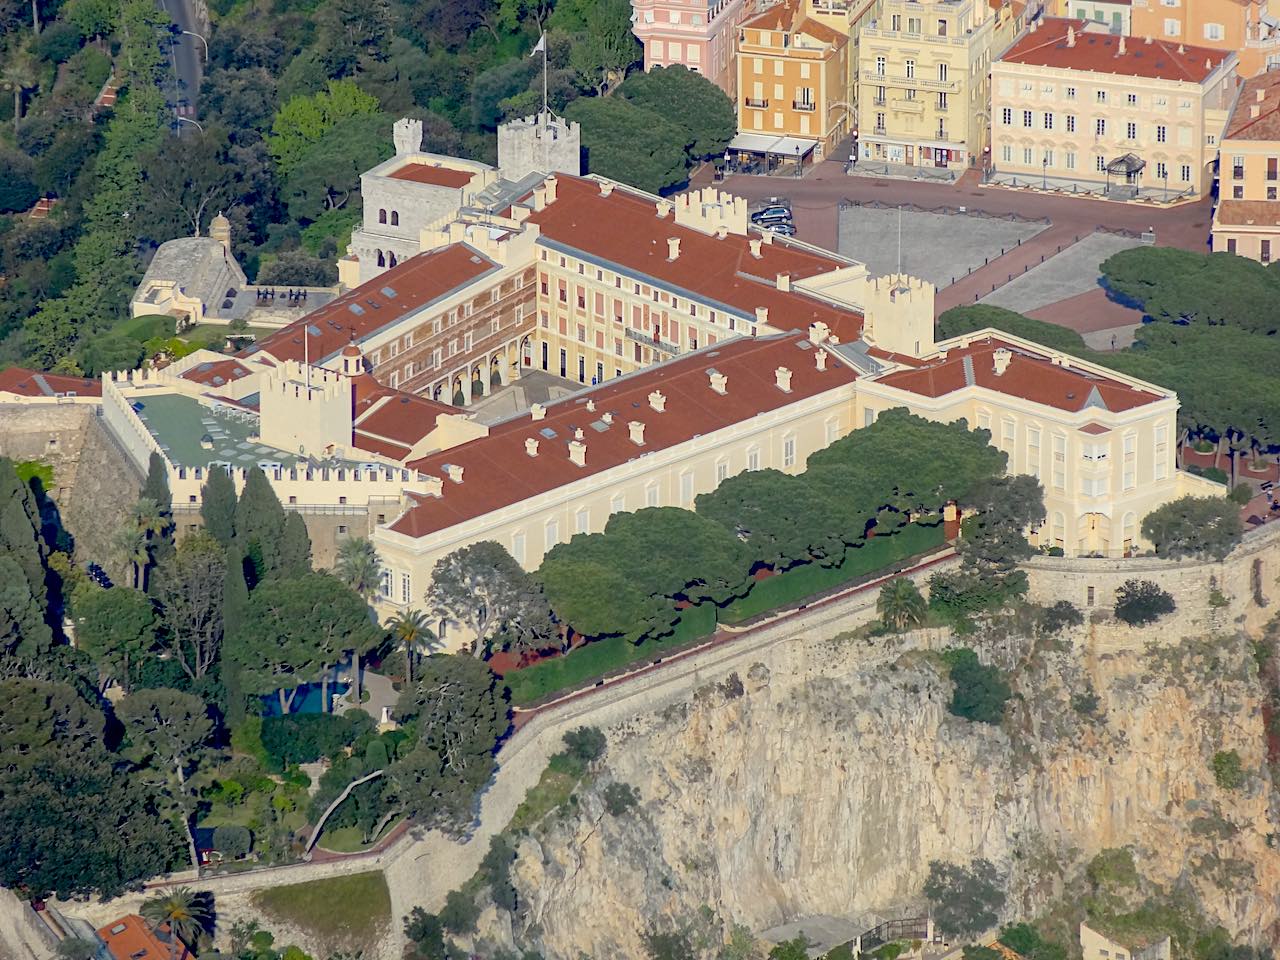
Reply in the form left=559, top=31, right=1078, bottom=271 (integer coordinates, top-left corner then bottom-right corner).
left=564, top=96, right=688, bottom=194
left=923, top=859, right=1007, bottom=939
left=935, top=305, right=1089, bottom=354
left=428, top=541, right=553, bottom=658
left=201, top=467, right=237, bottom=546
left=74, top=587, right=158, bottom=690
left=619, top=65, right=735, bottom=161
left=696, top=469, right=846, bottom=569
left=1140, top=495, right=1243, bottom=561
left=268, top=79, right=382, bottom=176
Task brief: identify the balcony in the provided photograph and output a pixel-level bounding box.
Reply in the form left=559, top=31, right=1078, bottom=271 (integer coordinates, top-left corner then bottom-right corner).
left=860, top=70, right=958, bottom=92
left=624, top=327, right=681, bottom=356
left=792, top=100, right=816, bottom=112
left=873, top=125, right=887, bottom=135
left=744, top=97, right=769, bottom=109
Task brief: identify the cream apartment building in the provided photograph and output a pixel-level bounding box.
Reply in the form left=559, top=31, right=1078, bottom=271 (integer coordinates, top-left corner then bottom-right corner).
left=632, top=0, right=755, bottom=96
left=734, top=0, right=854, bottom=162
left=1211, top=69, right=1280, bottom=261
left=990, top=19, right=1237, bottom=198
left=1058, top=0, right=1130, bottom=34
left=857, top=0, right=1025, bottom=170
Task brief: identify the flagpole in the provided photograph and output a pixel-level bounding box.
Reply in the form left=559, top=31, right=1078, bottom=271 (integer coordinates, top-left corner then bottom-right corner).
left=542, top=32, right=549, bottom=174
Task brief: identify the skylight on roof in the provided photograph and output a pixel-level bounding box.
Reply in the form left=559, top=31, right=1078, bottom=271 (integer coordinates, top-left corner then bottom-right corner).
left=539, top=427, right=557, bottom=439
left=348, top=304, right=365, bottom=316
left=590, top=420, right=609, bottom=432
left=381, top=286, right=398, bottom=298
left=307, top=324, right=321, bottom=335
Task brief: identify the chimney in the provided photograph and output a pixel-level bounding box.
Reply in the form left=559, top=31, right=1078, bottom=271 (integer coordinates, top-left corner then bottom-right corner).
left=628, top=420, right=646, bottom=445
left=815, top=350, right=828, bottom=371
left=586, top=399, right=596, bottom=412
left=602, top=411, right=614, bottom=424
left=755, top=306, right=769, bottom=326
left=1177, top=43, right=1184, bottom=53
left=648, top=390, right=666, bottom=412
left=808, top=321, right=830, bottom=344
left=600, top=181, right=615, bottom=197
left=667, top=237, right=681, bottom=260
left=568, top=439, right=586, bottom=467
left=716, top=226, right=729, bottom=240
left=776, top=273, right=792, bottom=291
left=525, top=438, right=539, bottom=457
left=533, top=184, right=548, bottom=211
left=993, top=348, right=1012, bottom=376
left=775, top=366, right=793, bottom=392
left=444, top=463, right=464, bottom=484
left=544, top=175, right=558, bottom=203
left=574, top=426, right=585, bottom=440
left=708, top=369, right=728, bottom=394
left=1259, top=88, right=1268, bottom=102
left=1067, top=24, right=1076, bottom=46
left=423, top=475, right=444, bottom=497
left=750, top=238, right=763, bottom=258
left=1144, top=35, right=1152, bottom=43
left=656, top=199, right=674, bottom=218
left=1118, top=35, right=1126, bottom=54
left=531, top=403, right=546, bottom=421
left=1253, top=103, right=1262, bottom=118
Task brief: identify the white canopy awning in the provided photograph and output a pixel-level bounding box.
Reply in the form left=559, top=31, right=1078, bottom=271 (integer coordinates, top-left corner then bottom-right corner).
left=727, top=133, right=820, bottom=157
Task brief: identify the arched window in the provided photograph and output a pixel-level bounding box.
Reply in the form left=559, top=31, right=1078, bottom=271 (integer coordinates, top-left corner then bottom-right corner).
left=388, top=252, right=398, bottom=267
left=390, top=211, right=400, bottom=226
left=376, top=250, right=386, bottom=267
left=378, top=209, right=387, bottom=224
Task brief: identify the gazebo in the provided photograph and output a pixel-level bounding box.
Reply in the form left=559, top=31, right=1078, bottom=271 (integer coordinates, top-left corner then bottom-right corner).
left=1104, top=153, right=1146, bottom=197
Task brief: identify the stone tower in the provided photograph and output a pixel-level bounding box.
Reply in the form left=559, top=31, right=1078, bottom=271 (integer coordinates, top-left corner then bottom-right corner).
left=393, top=117, right=424, bottom=156
left=209, top=211, right=231, bottom=253
left=498, top=111, right=582, bottom=182
left=862, top=274, right=936, bottom=358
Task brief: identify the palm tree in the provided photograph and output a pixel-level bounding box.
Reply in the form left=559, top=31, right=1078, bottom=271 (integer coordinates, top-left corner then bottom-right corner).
left=877, top=577, right=927, bottom=632
left=335, top=537, right=381, bottom=705
left=2, top=49, right=38, bottom=136
left=133, top=497, right=168, bottom=540
left=111, top=524, right=151, bottom=590
left=386, top=608, right=436, bottom=684
left=141, top=889, right=210, bottom=960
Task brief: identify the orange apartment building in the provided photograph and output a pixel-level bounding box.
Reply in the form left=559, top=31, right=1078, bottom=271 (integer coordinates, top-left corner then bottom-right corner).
left=1129, top=0, right=1280, bottom=76
left=1211, top=70, right=1280, bottom=261
left=732, top=0, right=853, bottom=167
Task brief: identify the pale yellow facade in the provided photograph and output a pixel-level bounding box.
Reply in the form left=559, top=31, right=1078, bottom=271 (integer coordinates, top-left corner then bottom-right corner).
left=1211, top=74, right=1280, bottom=261
left=857, top=0, right=1023, bottom=169
left=990, top=24, right=1237, bottom=198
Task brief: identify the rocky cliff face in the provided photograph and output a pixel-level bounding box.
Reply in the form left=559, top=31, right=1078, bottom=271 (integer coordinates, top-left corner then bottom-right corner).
left=476, top=620, right=1280, bottom=959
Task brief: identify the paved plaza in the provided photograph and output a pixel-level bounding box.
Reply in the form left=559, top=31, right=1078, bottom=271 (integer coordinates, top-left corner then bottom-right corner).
left=980, top=232, right=1145, bottom=313
left=837, top=203, right=1049, bottom=290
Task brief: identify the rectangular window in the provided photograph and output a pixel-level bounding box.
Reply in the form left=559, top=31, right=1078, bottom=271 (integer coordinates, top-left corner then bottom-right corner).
left=545, top=518, right=560, bottom=547
left=1001, top=107, right=1012, bottom=125
left=1203, top=21, right=1223, bottom=39
left=1002, top=144, right=1013, bottom=163
left=747, top=446, right=760, bottom=471
left=1154, top=424, right=1169, bottom=480
left=1026, top=426, right=1041, bottom=479
left=1023, top=109, right=1033, bottom=128
left=1126, top=121, right=1137, bottom=140
left=400, top=573, right=411, bottom=604
left=1001, top=418, right=1015, bottom=452
left=645, top=483, right=660, bottom=507
left=1156, top=124, right=1167, bottom=143
left=1096, top=155, right=1107, bottom=172
left=716, top=459, right=728, bottom=483
left=679, top=471, right=694, bottom=505
left=1095, top=118, right=1106, bottom=136
left=1066, top=115, right=1076, bottom=133
left=574, top=507, right=589, bottom=534
left=1264, top=240, right=1273, bottom=263
left=1096, top=89, right=1107, bottom=103
left=1066, top=151, right=1076, bottom=171
left=1052, top=434, right=1066, bottom=492
left=1156, top=161, right=1167, bottom=180
left=610, top=493, right=625, bottom=514
left=1127, top=93, right=1138, bottom=105
left=512, top=532, right=526, bottom=564
left=1065, top=86, right=1076, bottom=99
left=1164, top=17, right=1180, bottom=34
left=1044, top=112, right=1053, bottom=130
left=1123, top=434, right=1136, bottom=491
left=782, top=436, right=796, bottom=468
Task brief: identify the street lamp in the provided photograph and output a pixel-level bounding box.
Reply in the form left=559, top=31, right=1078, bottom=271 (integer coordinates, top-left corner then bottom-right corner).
left=1042, top=155, right=1048, bottom=190
left=1163, top=172, right=1169, bottom=202
left=182, top=29, right=209, bottom=62
left=795, top=143, right=802, bottom=178
left=174, top=116, right=204, bottom=133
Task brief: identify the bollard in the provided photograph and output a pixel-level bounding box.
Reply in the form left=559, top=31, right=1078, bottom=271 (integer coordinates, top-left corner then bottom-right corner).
left=1040, top=254, right=1045, bottom=262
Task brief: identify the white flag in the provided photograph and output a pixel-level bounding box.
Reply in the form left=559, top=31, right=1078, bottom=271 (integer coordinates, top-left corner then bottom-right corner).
left=529, top=32, right=546, bottom=56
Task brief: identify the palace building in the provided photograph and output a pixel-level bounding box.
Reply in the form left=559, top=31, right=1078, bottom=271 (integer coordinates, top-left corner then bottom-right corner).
left=10, top=117, right=1219, bottom=648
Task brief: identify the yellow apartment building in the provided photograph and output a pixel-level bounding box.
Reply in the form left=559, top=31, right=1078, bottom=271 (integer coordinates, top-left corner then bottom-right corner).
left=856, top=0, right=1026, bottom=171
left=990, top=19, right=1237, bottom=199
left=1211, top=70, right=1280, bottom=261
left=1056, top=0, right=1131, bottom=34
left=732, top=0, right=853, bottom=166
left=1129, top=0, right=1280, bottom=77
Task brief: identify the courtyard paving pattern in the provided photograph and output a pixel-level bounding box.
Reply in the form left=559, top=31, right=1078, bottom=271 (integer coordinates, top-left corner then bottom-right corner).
left=979, top=232, right=1144, bottom=314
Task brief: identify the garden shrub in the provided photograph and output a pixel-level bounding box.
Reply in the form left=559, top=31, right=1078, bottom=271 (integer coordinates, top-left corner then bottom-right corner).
left=1113, top=579, right=1176, bottom=626
left=1040, top=600, right=1083, bottom=635
left=260, top=712, right=370, bottom=769
left=212, top=824, right=252, bottom=859
left=603, top=781, right=640, bottom=816
left=561, top=726, right=606, bottom=765
left=439, top=888, right=480, bottom=935
left=942, top=648, right=1011, bottom=724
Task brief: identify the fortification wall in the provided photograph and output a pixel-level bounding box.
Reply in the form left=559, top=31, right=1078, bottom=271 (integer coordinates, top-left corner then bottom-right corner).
left=1024, top=522, right=1280, bottom=639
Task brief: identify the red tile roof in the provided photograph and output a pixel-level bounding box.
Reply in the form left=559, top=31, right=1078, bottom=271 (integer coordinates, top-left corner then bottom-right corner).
left=1214, top=198, right=1280, bottom=226
left=742, top=0, right=846, bottom=44
left=0, top=366, right=102, bottom=398
left=181, top=358, right=251, bottom=387
left=1225, top=70, right=1280, bottom=140
left=388, top=162, right=476, bottom=188
left=873, top=336, right=1163, bottom=412
left=998, top=19, right=1230, bottom=82
left=528, top=176, right=865, bottom=342
left=97, top=915, right=189, bottom=960
left=352, top=375, right=456, bottom=460
left=389, top=333, right=856, bottom=538
left=249, top=244, right=498, bottom=365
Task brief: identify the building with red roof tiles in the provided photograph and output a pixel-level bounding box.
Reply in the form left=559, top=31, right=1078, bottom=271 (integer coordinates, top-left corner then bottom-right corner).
left=96, top=915, right=190, bottom=960
left=0, top=366, right=101, bottom=402
left=632, top=0, right=756, bottom=99
left=858, top=328, right=1219, bottom=555
left=1129, top=0, right=1280, bottom=79
left=1211, top=70, right=1280, bottom=261
left=990, top=18, right=1237, bottom=199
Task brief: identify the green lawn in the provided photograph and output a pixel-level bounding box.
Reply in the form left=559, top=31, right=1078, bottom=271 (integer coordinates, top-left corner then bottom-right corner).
left=317, top=815, right=405, bottom=853
left=252, top=872, right=390, bottom=951
left=503, top=523, right=946, bottom=707
left=504, top=604, right=716, bottom=707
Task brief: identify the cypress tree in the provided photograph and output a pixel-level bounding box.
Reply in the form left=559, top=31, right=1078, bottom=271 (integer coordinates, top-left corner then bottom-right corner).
left=142, top=453, right=174, bottom=571
left=221, top=546, right=250, bottom=725
left=0, top=458, right=50, bottom=621
left=200, top=466, right=237, bottom=546
left=234, top=467, right=285, bottom=577
left=277, top=513, right=312, bottom=579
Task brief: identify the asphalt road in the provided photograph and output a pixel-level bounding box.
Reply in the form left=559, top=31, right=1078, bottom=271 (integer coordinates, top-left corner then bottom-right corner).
left=157, top=0, right=204, bottom=134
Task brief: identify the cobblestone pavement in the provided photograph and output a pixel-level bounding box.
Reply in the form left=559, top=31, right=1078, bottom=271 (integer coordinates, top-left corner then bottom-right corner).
left=712, top=160, right=1213, bottom=317
left=979, top=232, right=1143, bottom=314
